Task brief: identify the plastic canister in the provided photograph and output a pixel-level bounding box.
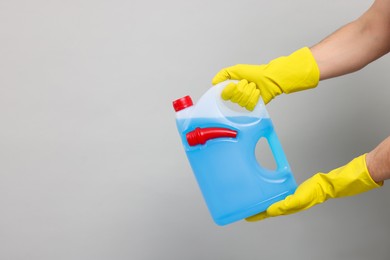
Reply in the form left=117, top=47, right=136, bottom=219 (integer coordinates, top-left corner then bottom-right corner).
left=173, top=80, right=297, bottom=225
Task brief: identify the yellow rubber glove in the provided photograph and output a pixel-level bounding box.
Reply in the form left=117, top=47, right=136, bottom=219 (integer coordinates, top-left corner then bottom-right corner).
left=246, top=154, right=383, bottom=221
left=212, top=47, right=320, bottom=110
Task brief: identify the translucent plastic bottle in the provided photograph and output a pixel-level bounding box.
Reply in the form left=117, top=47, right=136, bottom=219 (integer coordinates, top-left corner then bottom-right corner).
left=173, top=80, right=297, bottom=226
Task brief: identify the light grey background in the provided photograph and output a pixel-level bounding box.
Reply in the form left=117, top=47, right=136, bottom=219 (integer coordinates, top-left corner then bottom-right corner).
left=1, top=0, right=389, bottom=259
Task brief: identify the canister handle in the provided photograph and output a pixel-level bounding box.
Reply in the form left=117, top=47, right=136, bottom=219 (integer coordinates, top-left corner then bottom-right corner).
left=212, top=80, right=267, bottom=119
left=266, top=131, right=291, bottom=173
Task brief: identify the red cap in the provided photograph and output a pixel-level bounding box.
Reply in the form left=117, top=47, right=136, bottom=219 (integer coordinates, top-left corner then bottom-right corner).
left=172, top=96, right=193, bottom=112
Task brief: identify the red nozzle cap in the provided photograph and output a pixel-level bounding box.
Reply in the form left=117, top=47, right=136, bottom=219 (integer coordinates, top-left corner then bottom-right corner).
left=173, top=96, right=193, bottom=112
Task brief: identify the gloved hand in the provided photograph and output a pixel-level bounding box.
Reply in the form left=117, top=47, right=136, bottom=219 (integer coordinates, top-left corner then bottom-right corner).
left=246, top=154, right=383, bottom=221
left=212, top=47, right=320, bottom=110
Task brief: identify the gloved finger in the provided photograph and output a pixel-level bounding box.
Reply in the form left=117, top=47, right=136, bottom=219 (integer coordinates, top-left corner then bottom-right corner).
left=237, top=82, right=257, bottom=108
left=221, top=82, right=237, bottom=100
left=212, top=65, right=242, bottom=85
left=246, top=88, right=260, bottom=111
left=245, top=211, right=270, bottom=222
left=258, top=87, right=273, bottom=105
left=230, top=79, right=248, bottom=103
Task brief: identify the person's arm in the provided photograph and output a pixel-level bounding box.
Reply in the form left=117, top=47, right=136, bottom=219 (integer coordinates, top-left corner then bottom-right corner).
left=366, top=136, right=390, bottom=182
left=311, top=0, right=390, bottom=80
left=311, top=0, right=390, bottom=183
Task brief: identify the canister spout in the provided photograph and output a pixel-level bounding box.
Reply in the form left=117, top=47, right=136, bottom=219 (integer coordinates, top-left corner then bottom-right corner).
left=186, top=127, right=237, bottom=146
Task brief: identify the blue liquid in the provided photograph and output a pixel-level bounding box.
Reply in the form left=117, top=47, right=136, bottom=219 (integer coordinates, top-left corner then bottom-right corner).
left=177, top=116, right=297, bottom=225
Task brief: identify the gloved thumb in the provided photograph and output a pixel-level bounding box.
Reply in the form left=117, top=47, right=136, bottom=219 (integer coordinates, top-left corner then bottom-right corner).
left=245, top=194, right=302, bottom=222
left=265, top=195, right=302, bottom=216
left=212, top=66, right=241, bottom=85
left=245, top=211, right=269, bottom=222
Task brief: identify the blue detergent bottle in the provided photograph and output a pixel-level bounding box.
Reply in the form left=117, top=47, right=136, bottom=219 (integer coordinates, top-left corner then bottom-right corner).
left=172, top=80, right=297, bottom=226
